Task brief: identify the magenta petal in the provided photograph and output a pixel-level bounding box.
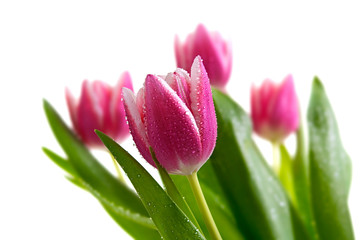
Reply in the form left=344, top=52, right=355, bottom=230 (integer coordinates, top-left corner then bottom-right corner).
left=110, top=72, right=133, bottom=142
left=135, top=87, right=146, bottom=122
left=193, top=24, right=227, bottom=88
left=251, top=75, right=299, bottom=142
left=272, top=75, right=299, bottom=135
left=190, top=56, right=217, bottom=161
left=144, top=74, right=203, bottom=175
left=76, top=81, right=107, bottom=146
left=164, top=69, right=191, bottom=109
left=122, top=87, right=154, bottom=166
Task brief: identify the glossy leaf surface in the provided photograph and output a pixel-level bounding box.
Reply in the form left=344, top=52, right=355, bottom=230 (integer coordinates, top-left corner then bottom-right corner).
left=209, top=89, right=296, bottom=240
left=43, top=100, right=160, bottom=239
left=96, top=130, right=206, bottom=240
left=307, top=77, right=354, bottom=240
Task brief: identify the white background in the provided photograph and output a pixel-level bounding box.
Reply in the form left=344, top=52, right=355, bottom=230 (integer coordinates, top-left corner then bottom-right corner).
left=1, top=1, right=360, bottom=239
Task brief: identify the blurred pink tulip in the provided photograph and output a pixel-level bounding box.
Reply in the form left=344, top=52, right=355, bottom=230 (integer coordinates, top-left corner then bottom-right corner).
left=251, top=75, right=299, bottom=143
left=175, top=24, right=232, bottom=90
left=123, top=56, right=217, bottom=175
left=66, top=72, right=133, bottom=148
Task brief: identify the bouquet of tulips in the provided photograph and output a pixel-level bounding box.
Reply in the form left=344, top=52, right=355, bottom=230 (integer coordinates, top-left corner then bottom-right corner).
left=43, top=24, right=354, bottom=240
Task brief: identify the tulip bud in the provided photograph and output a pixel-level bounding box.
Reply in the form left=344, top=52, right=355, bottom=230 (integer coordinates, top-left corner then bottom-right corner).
left=175, top=24, right=232, bottom=90
left=123, top=56, right=217, bottom=175
left=66, top=72, right=133, bottom=148
left=251, top=74, right=299, bottom=143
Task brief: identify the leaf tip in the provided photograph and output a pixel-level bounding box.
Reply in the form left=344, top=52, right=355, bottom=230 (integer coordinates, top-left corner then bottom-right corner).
left=43, top=98, right=50, bottom=109
left=94, top=130, right=110, bottom=148
left=313, top=76, right=324, bottom=89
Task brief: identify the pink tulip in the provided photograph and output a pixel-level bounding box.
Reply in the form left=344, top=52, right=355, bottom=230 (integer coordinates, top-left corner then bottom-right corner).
left=122, top=56, right=217, bottom=175
left=251, top=74, right=299, bottom=143
left=66, top=72, right=133, bottom=148
left=175, top=24, right=232, bottom=90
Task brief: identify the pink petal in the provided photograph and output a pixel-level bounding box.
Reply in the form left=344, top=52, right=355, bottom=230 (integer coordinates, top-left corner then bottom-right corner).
left=164, top=69, right=191, bottom=109
left=251, top=75, right=299, bottom=142
left=135, top=87, right=146, bottom=123
left=122, top=87, right=154, bottom=166
left=250, top=84, right=263, bottom=133
left=272, top=75, right=299, bottom=135
left=110, top=72, right=133, bottom=142
left=76, top=81, right=107, bottom=146
left=144, top=74, right=203, bottom=175
left=189, top=56, right=217, bottom=161
left=193, top=25, right=223, bottom=86
left=91, top=80, right=112, bottom=134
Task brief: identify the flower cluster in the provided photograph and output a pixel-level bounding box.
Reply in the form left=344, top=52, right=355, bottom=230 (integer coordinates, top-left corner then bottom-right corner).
left=44, top=23, right=353, bottom=240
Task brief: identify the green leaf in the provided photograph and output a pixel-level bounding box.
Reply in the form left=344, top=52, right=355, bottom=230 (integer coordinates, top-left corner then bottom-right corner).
left=96, top=130, right=206, bottom=240
left=43, top=99, right=146, bottom=215
left=42, top=147, right=76, bottom=176
left=197, top=158, right=229, bottom=209
left=209, top=89, right=299, bottom=240
left=278, top=145, right=295, bottom=203
left=65, top=175, right=86, bottom=189
left=307, top=77, right=354, bottom=240
left=292, top=120, right=318, bottom=240
left=43, top=151, right=161, bottom=240
left=65, top=173, right=161, bottom=239
left=149, top=148, right=202, bottom=233
left=43, top=100, right=161, bottom=239
left=84, top=183, right=161, bottom=239
left=171, top=174, right=244, bottom=240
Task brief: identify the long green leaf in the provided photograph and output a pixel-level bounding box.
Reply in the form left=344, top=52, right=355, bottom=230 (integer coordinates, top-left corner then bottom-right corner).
left=209, top=89, right=301, bottom=240
left=84, top=183, right=161, bottom=239
left=307, top=77, right=354, bottom=240
left=67, top=171, right=160, bottom=239
left=197, top=158, right=229, bottom=209
left=43, top=100, right=161, bottom=239
left=96, top=130, right=206, bottom=240
left=292, top=120, right=318, bottom=240
left=43, top=146, right=161, bottom=239
left=171, top=174, right=244, bottom=240
left=43, top=99, right=145, bottom=214
left=278, top=144, right=317, bottom=240
left=42, top=147, right=77, bottom=176
left=279, top=144, right=295, bottom=201
left=150, top=148, right=202, bottom=233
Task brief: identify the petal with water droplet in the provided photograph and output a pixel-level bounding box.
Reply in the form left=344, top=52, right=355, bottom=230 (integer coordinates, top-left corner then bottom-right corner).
left=122, top=87, right=153, bottom=166
left=190, top=56, right=217, bottom=161
left=144, top=74, right=202, bottom=175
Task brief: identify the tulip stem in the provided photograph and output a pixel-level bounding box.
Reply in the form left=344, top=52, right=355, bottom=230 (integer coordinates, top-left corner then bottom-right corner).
left=187, top=172, right=222, bottom=240
left=110, top=153, right=126, bottom=183
left=272, top=142, right=280, bottom=176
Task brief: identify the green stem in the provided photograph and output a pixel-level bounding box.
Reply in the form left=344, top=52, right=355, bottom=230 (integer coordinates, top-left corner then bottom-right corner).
left=187, top=172, right=222, bottom=240
left=272, top=142, right=280, bottom=175
left=110, top=152, right=126, bottom=183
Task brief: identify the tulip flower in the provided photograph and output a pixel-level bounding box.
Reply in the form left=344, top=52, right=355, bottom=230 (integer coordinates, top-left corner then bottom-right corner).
left=251, top=74, right=299, bottom=143
left=122, top=56, right=217, bottom=175
left=66, top=72, right=133, bottom=148
left=175, top=24, right=232, bottom=90
left=123, top=56, right=221, bottom=239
